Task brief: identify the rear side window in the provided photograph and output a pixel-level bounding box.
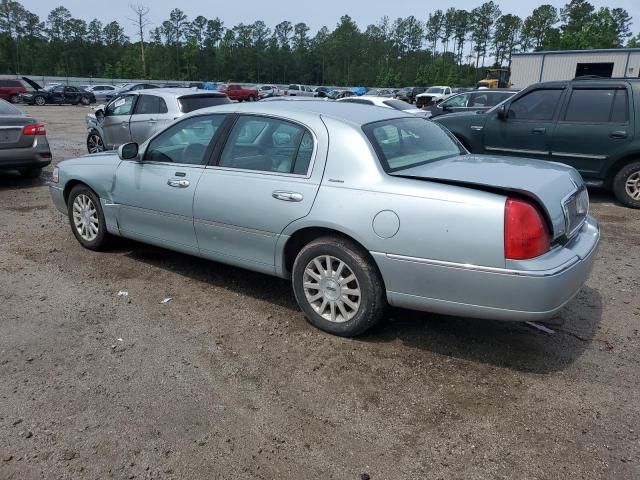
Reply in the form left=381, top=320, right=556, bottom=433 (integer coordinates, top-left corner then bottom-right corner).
left=564, top=89, right=620, bottom=123
left=508, top=89, right=562, bottom=121
left=179, top=95, right=231, bottom=113
left=134, top=94, right=168, bottom=115
left=610, top=89, right=629, bottom=123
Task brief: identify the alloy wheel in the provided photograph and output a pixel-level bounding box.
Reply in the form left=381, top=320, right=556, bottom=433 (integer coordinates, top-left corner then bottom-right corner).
left=72, top=194, right=99, bottom=242
left=87, top=133, right=104, bottom=153
left=302, top=255, right=361, bottom=323
left=35, top=96, right=45, bottom=106
left=625, top=171, right=640, bottom=201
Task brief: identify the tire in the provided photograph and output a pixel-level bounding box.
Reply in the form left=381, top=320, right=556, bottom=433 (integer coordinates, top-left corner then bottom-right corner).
left=612, top=161, right=640, bottom=208
left=292, top=236, right=386, bottom=337
left=80, top=96, right=90, bottom=106
left=248, top=95, right=256, bottom=102
left=67, top=185, right=110, bottom=250
left=34, top=96, right=46, bottom=106
left=18, top=167, right=42, bottom=179
left=87, top=130, right=105, bottom=154
left=9, top=94, right=19, bottom=104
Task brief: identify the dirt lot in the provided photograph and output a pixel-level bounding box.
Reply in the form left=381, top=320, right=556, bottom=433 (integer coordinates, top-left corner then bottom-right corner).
left=0, top=105, right=639, bottom=480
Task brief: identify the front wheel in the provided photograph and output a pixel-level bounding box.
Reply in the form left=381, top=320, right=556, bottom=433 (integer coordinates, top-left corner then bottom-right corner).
left=87, top=130, right=105, bottom=153
left=613, top=161, right=640, bottom=208
left=34, top=96, right=45, bottom=106
left=248, top=95, right=256, bottom=102
left=292, top=236, right=386, bottom=337
left=67, top=185, right=110, bottom=250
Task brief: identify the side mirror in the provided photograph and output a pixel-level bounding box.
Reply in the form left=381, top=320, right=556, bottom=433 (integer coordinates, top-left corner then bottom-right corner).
left=118, top=142, right=139, bottom=160
left=442, top=104, right=451, bottom=111
left=497, top=104, right=508, bottom=120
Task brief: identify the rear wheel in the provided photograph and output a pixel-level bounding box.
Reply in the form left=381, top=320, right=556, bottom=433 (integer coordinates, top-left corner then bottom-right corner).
left=34, top=96, right=45, bottom=106
left=67, top=185, right=109, bottom=250
left=80, top=96, right=90, bottom=106
left=248, top=95, right=256, bottom=102
left=87, top=130, right=105, bottom=154
left=613, top=161, right=640, bottom=208
left=9, top=94, right=19, bottom=104
left=19, top=167, right=42, bottom=179
left=292, top=236, right=386, bottom=337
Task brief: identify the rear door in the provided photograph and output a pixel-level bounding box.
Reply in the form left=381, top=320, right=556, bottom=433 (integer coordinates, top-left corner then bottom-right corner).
left=483, top=87, right=565, bottom=160
left=550, top=84, right=633, bottom=178
left=193, top=114, right=326, bottom=271
left=129, top=94, right=170, bottom=144
left=49, top=86, right=66, bottom=104
left=64, top=86, right=82, bottom=104
left=101, top=95, right=137, bottom=148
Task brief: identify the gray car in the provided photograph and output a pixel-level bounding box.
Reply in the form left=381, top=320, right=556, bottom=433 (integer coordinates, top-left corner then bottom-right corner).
left=86, top=89, right=231, bottom=153
left=80, top=84, right=116, bottom=102
left=0, top=99, right=52, bottom=178
left=50, top=101, right=599, bottom=337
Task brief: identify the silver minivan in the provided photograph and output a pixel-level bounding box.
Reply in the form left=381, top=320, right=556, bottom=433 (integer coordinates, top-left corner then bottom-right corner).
left=86, top=89, right=230, bottom=153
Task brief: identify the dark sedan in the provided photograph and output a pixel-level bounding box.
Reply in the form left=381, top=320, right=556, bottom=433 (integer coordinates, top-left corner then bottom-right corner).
left=20, top=78, right=95, bottom=106
left=424, top=89, right=518, bottom=119
left=0, top=99, right=52, bottom=178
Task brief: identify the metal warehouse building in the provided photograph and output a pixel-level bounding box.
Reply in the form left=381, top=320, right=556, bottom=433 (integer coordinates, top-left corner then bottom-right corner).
left=510, top=48, right=640, bottom=89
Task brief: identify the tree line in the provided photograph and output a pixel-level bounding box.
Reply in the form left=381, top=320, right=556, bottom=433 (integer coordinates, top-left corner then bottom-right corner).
left=0, top=0, right=636, bottom=87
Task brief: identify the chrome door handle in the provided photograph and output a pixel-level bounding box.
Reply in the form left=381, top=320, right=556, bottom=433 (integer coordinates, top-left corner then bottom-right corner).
left=121, top=122, right=128, bottom=128
left=272, top=190, right=303, bottom=202
left=148, top=119, right=157, bottom=124
left=531, top=127, right=546, bottom=134
left=167, top=178, right=190, bottom=188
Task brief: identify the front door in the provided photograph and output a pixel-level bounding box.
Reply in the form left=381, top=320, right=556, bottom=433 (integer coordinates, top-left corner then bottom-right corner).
left=111, top=114, right=228, bottom=254
left=129, top=94, right=170, bottom=145
left=550, top=85, right=633, bottom=178
left=64, top=86, right=82, bottom=104
left=101, top=95, right=136, bottom=149
left=483, top=87, right=565, bottom=160
left=49, top=86, right=66, bottom=104
left=193, top=114, right=324, bottom=272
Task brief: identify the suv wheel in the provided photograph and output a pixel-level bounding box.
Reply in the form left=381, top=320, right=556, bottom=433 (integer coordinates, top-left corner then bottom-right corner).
left=67, top=185, right=110, bottom=250
left=292, top=236, right=386, bottom=337
left=612, top=161, right=640, bottom=208
left=87, top=130, right=105, bottom=154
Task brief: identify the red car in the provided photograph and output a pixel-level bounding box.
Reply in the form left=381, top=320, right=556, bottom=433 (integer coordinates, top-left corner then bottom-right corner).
left=218, top=83, right=258, bottom=102
left=0, top=79, right=27, bottom=104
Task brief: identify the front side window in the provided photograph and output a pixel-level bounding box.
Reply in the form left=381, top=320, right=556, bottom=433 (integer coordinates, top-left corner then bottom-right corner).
left=364, top=118, right=463, bottom=172
left=134, top=95, right=168, bottom=115
left=219, top=116, right=312, bottom=174
left=564, top=88, right=628, bottom=123
left=508, top=89, right=562, bottom=121
left=443, top=93, right=470, bottom=108
left=106, top=95, right=136, bottom=116
left=144, top=115, right=226, bottom=165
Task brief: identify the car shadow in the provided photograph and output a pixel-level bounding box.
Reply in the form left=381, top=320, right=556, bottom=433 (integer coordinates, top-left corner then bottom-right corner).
left=111, top=239, right=602, bottom=374
left=0, top=169, right=50, bottom=190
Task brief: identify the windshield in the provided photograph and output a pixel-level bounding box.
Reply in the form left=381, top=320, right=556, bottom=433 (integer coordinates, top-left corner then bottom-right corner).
left=259, top=86, right=272, bottom=91
left=0, top=100, right=22, bottom=115
left=382, top=99, right=414, bottom=111
left=363, top=118, right=463, bottom=172
left=178, top=95, right=231, bottom=113
left=426, top=87, right=444, bottom=94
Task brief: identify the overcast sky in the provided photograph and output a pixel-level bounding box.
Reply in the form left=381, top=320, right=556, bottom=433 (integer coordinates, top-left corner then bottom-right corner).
left=18, top=0, right=640, bottom=38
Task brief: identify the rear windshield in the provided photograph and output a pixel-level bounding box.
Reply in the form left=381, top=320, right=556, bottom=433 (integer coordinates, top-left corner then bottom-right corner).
left=382, top=99, right=414, bottom=111
left=0, top=100, right=22, bottom=115
left=178, top=95, right=231, bottom=113
left=363, top=117, right=463, bottom=172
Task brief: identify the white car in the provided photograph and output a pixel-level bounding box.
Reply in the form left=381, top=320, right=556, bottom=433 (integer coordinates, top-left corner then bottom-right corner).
left=337, top=95, right=430, bottom=117
left=415, top=86, right=454, bottom=108
left=258, top=85, right=281, bottom=99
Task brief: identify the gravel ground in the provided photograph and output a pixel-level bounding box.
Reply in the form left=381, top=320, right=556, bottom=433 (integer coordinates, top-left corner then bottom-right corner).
left=0, top=105, right=639, bottom=480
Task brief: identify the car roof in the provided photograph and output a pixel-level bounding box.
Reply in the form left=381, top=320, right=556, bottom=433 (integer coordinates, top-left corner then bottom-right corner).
left=123, top=88, right=227, bottom=99
left=193, top=100, right=410, bottom=126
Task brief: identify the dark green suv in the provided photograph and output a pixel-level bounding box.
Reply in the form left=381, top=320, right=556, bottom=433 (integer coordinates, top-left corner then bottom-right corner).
left=434, top=78, right=640, bottom=208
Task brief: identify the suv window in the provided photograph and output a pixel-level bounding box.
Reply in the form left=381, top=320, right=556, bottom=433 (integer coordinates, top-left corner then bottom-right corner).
left=443, top=93, right=470, bottom=108
left=219, top=115, right=311, bottom=174
left=179, top=94, right=231, bottom=113
left=134, top=94, right=168, bottom=115
left=610, top=89, right=629, bottom=123
left=564, top=88, right=628, bottom=123
left=144, top=115, right=226, bottom=164
left=106, top=95, right=136, bottom=116
left=508, top=89, right=562, bottom=121
left=289, top=85, right=300, bottom=91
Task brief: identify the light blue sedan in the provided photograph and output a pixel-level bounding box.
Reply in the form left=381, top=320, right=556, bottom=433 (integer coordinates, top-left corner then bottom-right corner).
left=50, top=101, right=599, bottom=337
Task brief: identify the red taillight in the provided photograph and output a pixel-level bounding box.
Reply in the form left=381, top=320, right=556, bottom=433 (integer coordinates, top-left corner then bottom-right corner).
left=504, top=198, right=551, bottom=260
left=23, top=123, right=46, bottom=136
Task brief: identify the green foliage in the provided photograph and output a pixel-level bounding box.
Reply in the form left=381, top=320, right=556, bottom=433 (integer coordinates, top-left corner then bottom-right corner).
left=0, top=0, right=636, bottom=86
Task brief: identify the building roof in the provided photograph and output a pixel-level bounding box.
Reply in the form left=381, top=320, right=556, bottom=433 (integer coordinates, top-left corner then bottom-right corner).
left=513, top=48, right=640, bottom=57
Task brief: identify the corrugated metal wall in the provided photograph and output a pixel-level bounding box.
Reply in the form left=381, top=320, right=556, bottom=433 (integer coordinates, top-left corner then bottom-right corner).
left=511, top=51, right=640, bottom=89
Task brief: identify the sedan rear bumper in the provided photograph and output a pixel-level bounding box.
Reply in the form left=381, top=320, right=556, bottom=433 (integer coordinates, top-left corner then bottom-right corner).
left=0, top=140, right=52, bottom=170
left=373, top=215, right=600, bottom=322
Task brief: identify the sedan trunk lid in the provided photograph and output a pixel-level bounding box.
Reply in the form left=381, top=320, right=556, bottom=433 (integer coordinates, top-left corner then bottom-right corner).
left=0, top=115, right=37, bottom=149
left=390, top=154, right=587, bottom=241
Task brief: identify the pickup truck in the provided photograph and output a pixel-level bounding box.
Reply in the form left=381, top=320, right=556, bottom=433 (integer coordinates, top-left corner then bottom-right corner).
left=415, top=86, right=454, bottom=108
left=218, top=84, right=258, bottom=102
left=283, top=84, right=315, bottom=97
